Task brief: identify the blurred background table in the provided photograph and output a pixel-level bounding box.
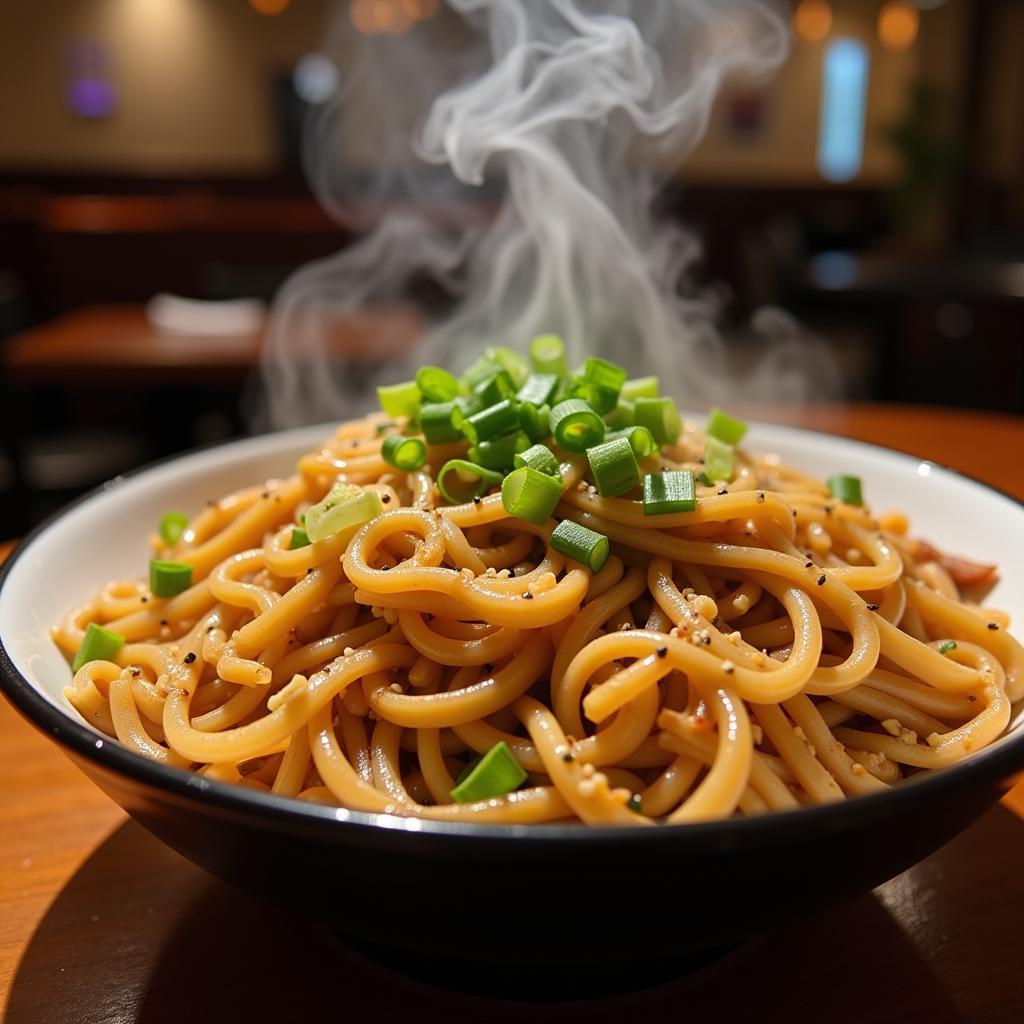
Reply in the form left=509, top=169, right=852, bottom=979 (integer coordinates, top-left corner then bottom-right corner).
left=2, top=404, right=1023, bottom=1023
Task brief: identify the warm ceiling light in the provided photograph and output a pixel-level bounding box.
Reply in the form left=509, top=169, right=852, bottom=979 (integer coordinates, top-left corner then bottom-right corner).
left=793, top=0, right=832, bottom=43
left=249, top=0, right=290, bottom=15
left=879, top=1, right=920, bottom=50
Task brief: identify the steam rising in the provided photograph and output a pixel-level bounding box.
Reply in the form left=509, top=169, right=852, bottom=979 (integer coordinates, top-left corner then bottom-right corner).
left=256, top=0, right=837, bottom=429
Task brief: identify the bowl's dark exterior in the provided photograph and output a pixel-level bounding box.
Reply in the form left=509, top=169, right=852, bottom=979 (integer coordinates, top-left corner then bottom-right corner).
left=21, top=706, right=1018, bottom=970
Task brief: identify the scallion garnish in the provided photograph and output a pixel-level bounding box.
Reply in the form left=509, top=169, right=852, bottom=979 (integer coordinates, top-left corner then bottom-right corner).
left=518, top=401, right=551, bottom=442
left=643, top=470, right=696, bottom=515
left=501, top=466, right=563, bottom=524
left=937, top=640, right=957, bottom=655
left=462, top=399, right=520, bottom=445
left=606, top=425, right=657, bottom=459
left=305, top=482, right=383, bottom=542
left=516, top=372, right=560, bottom=408
left=159, top=511, right=189, bottom=546
left=72, top=622, right=125, bottom=673
left=377, top=380, right=420, bottom=420
left=568, top=356, right=628, bottom=414
left=469, top=431, right=531, bottom=472
left=633, top=396, right=681, bottom=446
left=604, top=397, right=635, bottom=430
left=549, top=398, right=605, bottom=452
left=381, top=434, right=427, bottom=472
left=289, top=526, right=310, bottom=549
left=706, top=407, right=748, bottom=446
left=514, top=443, right=560, bottom=477
left=149, top=560, right=193, bottom=598
left=703, top=436, right=735, bottom=482
left=461, top=352, right=502, bottom=390
left=473, top=368, right=517, bottom=408
left=827, top=474, right=864, bottom=506
left=621, top=376, right=660, bottom=401
left=529, top=334, right=570, bottom=378
left=486, top=346, right=529, bottom=388
left=415, top=366, right=460, bottom=403
left=419, top=401, right=464, bottom=445
left=549, top=519, right=610, bottom=573
left=438, top=460, right=504, bottom=504
left=449, top=741, right=527, bottom=803
left=586, top=436, right=641, bottom=498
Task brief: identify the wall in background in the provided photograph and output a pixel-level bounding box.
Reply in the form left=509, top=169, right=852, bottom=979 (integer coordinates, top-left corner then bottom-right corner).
left=0, top=0, right=995, bottom=189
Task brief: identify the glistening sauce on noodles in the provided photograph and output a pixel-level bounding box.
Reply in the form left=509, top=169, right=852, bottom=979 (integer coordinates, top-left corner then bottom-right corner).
left=54, top=345, right=1023, bottom=825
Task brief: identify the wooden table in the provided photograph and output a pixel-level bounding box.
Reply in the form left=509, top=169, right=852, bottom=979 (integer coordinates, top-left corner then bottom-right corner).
left=2, top=405, right=1024, bottom=1022
left=3, top=303, right=424, bottom=386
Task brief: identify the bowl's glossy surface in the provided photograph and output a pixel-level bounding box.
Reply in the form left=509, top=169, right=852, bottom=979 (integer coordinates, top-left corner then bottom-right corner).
left=3, top=423, right=1024, bottom=979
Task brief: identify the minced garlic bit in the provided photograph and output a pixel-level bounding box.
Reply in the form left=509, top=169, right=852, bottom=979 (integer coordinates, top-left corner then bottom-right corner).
left=851, top=762, right=866, bottom=776
left=389, top=683, right=404, bottom=693
left=898, top=727, right=918, bottom=746
left=343, top=646, right=356, bottom=657
left=880, top=718, right=901, bottom=737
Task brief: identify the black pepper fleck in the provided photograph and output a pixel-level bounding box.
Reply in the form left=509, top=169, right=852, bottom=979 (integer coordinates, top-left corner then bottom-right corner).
left=804, top=561, right=813, bottom=569
left=523, top=592, right=534, bottom=600
left=988, top=622, right=1000, bottom=630
left=867, top=603, right=880, bottom=611
left=723, top=664, right=735, bottom=675
left=817, top=574, right=826, bottom=586
left=561, top=752, right=574, bottom=763
left=261, top=491, right=270, bottom=500
left=382, top=495, right=391, bottom=504
left=141, top=596, right=149, bottom=603
left=656, top=646, right=668, bottom=658
left=183, top=652, right=196, bottom=664
left=756, top=492, right=765, bottom=504
left=824, top=505, right=833, bottom=515
left=160, top=619, right=168, bottom=626
left=472, top=496, right=482, bottom=505
left=717, top=488, right=729, bottom=496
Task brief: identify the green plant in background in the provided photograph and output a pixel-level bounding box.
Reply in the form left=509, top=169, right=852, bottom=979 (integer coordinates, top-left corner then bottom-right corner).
left=882, top=80, right=964, bottom=237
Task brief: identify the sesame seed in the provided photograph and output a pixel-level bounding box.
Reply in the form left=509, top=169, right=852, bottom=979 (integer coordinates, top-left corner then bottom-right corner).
left=721, top=660, right=735, bottom=674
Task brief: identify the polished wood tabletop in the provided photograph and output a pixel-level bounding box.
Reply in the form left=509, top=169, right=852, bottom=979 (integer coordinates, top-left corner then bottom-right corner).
left=3, top=303, right=423, bottom=385
left=2, top=404, right=1024, bottom=1023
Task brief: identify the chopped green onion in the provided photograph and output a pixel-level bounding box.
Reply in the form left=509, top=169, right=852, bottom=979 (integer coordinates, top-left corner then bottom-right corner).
left=514, top=443, right=560, bottom=477
left=643, top=470, right=696, bottom=515
left=486, top=346, right=529, bottom=388
left=529, top=334, right=570, bottom=378
left=159, top=511, right=189, bottom=546
left=586, top=436, right=641, bottom=498
left=549, top=519, right=610, bottom=573
left=377, top=380, right=420, bottom=420
left=627, top=793, right=643, bottom=813
left=937, top=640, right=958, bottom=655
left=438, top=460, right=503, bottom=504
left=501, top=466, right=564, bottom=524
left=72, top=622, right=125, bottom=673
left=469, top=431, right=530, bottom=472
left=633, top=397, right=681, bottom=446
left=462, top=399, right=520, bottom=444
left=149, top=559, right=193, bottom=598
left=415, top=366, right=459, bottom=403
left=518, top=401, right=551, bottom=443
left=621, top=376, right=660, bottom=401
left=381, top=434, right=427, bottom=471
left=604, top=397, right=635, bottom=430
left=289, top=526, right=310, bottom=549
left=706, top=407, right=749, bottom=446
left=305, top=482, right=383, bottom=542
left=827, top=474, right=864, bottom=506
left=550, top=398, right=605, bottom=452
left=606, top=425, right=657, bottom=460
left=695, top=471, right=713, bottom=486
left=516, top=372, right=560, bottom=408
left=581, top=356, right=628, bottom=392
left=454, top=756, right=481, bottom=786
left=449, top=741, right=527, bottom=803
left=419, top=401, right=464, bottom=445
left=461, top=353, right=502, bottom=390
left=473, top=368, right=516, bottom=408
left=454, top=392, right=484, bottom=419
left=703, top=436, right=735, bottom=482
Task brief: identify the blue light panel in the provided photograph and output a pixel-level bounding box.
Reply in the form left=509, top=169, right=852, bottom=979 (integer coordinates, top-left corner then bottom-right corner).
left=817, top=38, right=869, bottom=183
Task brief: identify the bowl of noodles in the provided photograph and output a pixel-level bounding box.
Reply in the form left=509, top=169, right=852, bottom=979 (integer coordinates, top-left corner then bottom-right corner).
left=2, top=343, right=1023, bottom=985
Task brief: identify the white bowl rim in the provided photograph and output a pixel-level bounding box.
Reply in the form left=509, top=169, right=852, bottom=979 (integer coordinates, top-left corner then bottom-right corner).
left=2, top=421, right=1023, bottom=844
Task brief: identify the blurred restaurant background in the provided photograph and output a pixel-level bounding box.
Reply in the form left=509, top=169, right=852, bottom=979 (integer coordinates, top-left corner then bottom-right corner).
left=0, top=0, right=1022, bottom=538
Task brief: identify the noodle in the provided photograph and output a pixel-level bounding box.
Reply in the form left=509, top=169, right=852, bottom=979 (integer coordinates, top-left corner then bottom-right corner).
left=55, top=408, right=1023, bottom=826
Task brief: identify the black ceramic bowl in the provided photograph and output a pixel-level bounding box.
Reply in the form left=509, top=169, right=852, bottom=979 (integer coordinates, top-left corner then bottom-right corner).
left=3, top=423, right=1023, bottom=993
